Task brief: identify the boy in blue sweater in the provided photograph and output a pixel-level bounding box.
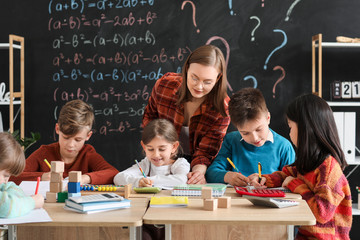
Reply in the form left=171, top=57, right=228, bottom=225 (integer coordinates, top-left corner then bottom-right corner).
left=206, top=88, right=295, bottom=186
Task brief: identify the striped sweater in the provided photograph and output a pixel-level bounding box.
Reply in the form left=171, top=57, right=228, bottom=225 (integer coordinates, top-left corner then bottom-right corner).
left=0, top=182, right=35, bottom=218
left=264, top=155, right=352, bottom=240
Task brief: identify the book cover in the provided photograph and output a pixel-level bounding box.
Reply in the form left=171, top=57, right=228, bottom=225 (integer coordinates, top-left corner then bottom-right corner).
left=172, top=184, right=227, bottom=197
left=150, top=196, right=188, bottom=208
left=65, top=198, right=131, bottom=211
left=63, top=205, right=128, bottom=214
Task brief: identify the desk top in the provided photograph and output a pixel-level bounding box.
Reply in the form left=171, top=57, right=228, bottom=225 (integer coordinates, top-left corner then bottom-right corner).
left=143, top=198, right=316, bottom=226
left=21, top=198, right=149, bottom=227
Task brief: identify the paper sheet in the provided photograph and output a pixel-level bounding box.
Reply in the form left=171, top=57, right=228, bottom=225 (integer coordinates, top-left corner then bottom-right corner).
left=0, top=208, right=52, bottom=225
left=19, top=180, right=69, bottom=198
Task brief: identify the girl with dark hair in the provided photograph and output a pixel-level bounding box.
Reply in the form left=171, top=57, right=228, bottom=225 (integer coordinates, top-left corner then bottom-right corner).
left=250, top=94, right=352, bottom=239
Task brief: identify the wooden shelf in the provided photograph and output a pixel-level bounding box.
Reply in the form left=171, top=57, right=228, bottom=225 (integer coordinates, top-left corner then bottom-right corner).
left=327, top=102, right=360, bottom=107
left=314, top=42, right=360, bottom=48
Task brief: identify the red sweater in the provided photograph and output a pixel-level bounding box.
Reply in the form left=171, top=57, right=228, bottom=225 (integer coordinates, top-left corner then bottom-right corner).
left=10, top=143, right=119, bottom=185
left=264, top=156, right=352, bottom=240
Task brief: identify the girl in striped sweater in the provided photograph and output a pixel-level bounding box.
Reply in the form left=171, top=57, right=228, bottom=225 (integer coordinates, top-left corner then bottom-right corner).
left=250, top=94, right=352, bottom=239
left=0, top=132, right=44, bottom=218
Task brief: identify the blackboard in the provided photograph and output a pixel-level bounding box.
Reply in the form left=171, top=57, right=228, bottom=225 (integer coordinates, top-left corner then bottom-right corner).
left=1, top=2, right=360, bottom=233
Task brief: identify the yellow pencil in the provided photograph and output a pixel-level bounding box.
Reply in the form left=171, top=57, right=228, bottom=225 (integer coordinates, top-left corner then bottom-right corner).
left=227, top=157, right=240, bottom=172
left=44, top=159, right=51, bottom=169
left=258, top=162, right=262, bottom=183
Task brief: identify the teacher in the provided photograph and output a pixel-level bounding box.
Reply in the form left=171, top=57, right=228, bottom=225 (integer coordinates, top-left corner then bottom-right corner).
left=142, top=45, right=230, bottom=184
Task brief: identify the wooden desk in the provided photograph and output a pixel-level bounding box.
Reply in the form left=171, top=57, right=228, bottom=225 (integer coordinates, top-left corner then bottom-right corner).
left=12, top=198, right=149, bottom=240
left=143, top=198, right=316, bottom=240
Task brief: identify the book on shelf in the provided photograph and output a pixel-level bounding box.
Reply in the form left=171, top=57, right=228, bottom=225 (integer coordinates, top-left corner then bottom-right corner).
left=171, top=184, right=227, bottom=197
left=65, top=198, right=131, bottom=212
left=150, top=196, right=188, bottom=208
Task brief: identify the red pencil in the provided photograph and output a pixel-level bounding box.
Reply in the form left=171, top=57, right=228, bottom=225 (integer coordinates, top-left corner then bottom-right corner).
left=35, top=176, right=40, bottom=195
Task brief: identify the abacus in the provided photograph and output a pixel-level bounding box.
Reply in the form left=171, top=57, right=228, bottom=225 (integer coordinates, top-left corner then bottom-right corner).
left=80, top=184, right=132, bottom=199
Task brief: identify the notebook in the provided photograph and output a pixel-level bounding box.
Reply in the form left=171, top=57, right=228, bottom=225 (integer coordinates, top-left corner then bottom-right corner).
left=65, top=198, right=131, bottom=212
left=171, top=184, right=227, bottom=197
left=150, top=196, right=188, bottom=208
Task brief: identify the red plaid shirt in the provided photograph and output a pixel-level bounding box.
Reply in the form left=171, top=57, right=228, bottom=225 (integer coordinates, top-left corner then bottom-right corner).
left=143, top=72, right=230, bottom=168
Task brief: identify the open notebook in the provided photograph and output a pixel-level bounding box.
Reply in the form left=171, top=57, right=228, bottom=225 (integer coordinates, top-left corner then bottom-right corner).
left=171, top=184, right=227, bottom=197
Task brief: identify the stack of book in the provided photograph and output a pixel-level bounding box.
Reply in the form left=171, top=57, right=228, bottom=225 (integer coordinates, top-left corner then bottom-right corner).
left=64, top=193, right=131, bottom=214
left=171, top=184, right=227, bottom=197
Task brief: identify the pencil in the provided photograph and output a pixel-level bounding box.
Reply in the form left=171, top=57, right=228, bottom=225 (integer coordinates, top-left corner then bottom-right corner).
left=258, top=162, right=262, bottom=183
left=227, top=157, right=240, bottom=172
left=135, top=160, right=147, bottom=178
left=44, top=159, right=51, bottom=169
left=35, top=176, right=40, bottom=195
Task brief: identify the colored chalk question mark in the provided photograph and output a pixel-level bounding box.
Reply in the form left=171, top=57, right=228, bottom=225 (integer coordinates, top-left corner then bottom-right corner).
left=249, top=16, right=260, bottom=42
left=285, top=0, right=302, bottom=21
left=243, top=75, right=258, bottom=88
left=181, top=1, right=200, bottom=33
left=263, top=29, right=287, bottom=70
left=228, top=0, right=234, bottom=15
left=206, top=36, right=233, bottom=92
left=272, top=66, right=285, bottom=98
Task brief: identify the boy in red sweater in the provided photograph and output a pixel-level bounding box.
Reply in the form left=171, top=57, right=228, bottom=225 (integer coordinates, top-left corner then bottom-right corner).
left=11, top=100, right=118, bottom=185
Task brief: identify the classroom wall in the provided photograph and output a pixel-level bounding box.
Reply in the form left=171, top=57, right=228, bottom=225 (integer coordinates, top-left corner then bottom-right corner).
left=0, top=1, right=359, bottom=237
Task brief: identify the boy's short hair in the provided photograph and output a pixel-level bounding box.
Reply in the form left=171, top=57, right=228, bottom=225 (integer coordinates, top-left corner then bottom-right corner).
left=228, top=88, right=268, bottom=127
left=0, top=132, right=25, bottom=176
left=58, top=100, right=94, bottom=136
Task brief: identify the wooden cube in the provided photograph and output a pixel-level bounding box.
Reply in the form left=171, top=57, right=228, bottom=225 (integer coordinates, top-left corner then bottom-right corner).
left=50, top=182, right=62, bottom=193
left=203, top=199, right=218, bottom=211
left=218, top=196, right=231, bottom=208
left=50, top=172, right=63, bottom=183
left=45, top=192, right=57, bottom=202
left=68, top=182, right=81, bottom=193
left=201, top=187, right=212, bottom=199
left=69, top=171, right=82, bottom=182
left=51, top=161, right=64, bottom=173
left=124, top=184, right=132, bottom=199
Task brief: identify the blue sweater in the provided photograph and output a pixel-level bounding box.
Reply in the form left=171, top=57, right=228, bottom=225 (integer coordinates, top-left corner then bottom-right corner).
left=0, top=182, right=35, bottom=218
left=206, top=129, right=295, bottom=183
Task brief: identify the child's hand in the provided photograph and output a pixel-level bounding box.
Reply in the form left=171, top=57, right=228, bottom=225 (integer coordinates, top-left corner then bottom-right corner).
left=139, top=178, right=153, bottom=187
left=31, top=194, right=44, bottom=209
left=248, top=173, right=267, bottom=188
left=81, top=174, right=91, bottom=185
left=282, top=176, right=295, bottom=188
left=41, top=172, right=51, bottom=181
left=224, top=172, right=250, bottom=186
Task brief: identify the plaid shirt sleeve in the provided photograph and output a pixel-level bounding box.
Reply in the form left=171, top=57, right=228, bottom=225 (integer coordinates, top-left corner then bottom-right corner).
left=190, top=101, right=230, bottom=168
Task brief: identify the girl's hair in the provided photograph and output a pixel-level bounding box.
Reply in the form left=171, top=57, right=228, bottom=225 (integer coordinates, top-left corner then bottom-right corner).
left=58, top=100, right=94, bottom=136
left=0, top=132, right=25, bottom=176
left=177, top=45, right=228, bottom=117
left=285, top=93, right=347, bottom=174
left=141, top=119, right=182, bottom=160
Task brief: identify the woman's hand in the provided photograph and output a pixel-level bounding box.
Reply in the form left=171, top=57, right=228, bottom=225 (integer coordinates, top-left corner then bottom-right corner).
left=41, top=172, right=51, bottom=181
left=187, top=164, right=207, bottom=184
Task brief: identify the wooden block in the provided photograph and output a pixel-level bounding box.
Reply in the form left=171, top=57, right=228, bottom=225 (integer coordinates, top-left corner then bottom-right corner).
left=45, top=192, right=57, bottom=202
left=50, top=172, right=63, bottom=183
left=50, top=182, right=62, bottom=193
left=51, top=161, right=64, bottom=173
left=124, top=184, right=132, bottom=199
left=203, top=199, right=218, bottom=211
left=69, top=171, right=82, bottom=182
left=68, top=192, right=81, bottom=198
left=68, top=182, right=81, bottom=193
left=201, top=187, right=212, bottom=199
left=218, top=196, right=231, bottom=208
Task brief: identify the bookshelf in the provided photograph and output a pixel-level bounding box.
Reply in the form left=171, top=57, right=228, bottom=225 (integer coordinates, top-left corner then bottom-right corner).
left=0, top=35, right=25, bottom=138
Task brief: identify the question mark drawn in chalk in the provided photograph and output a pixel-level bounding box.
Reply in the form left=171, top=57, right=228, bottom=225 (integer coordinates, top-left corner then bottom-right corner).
left=264, top=29, right=287, bottom=70
left=243, top=75, right=258, bottom=88
left=285, top=0, right=302, bottom=21
left=206, top=36, right=233, bottom=92
left=228, top=0, right=234, bottom=15
left=181, top=1, right=200, bottom=33
left=272, top=66, right=285, bottom=98
left=249, top=16, right=260, bottom=42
